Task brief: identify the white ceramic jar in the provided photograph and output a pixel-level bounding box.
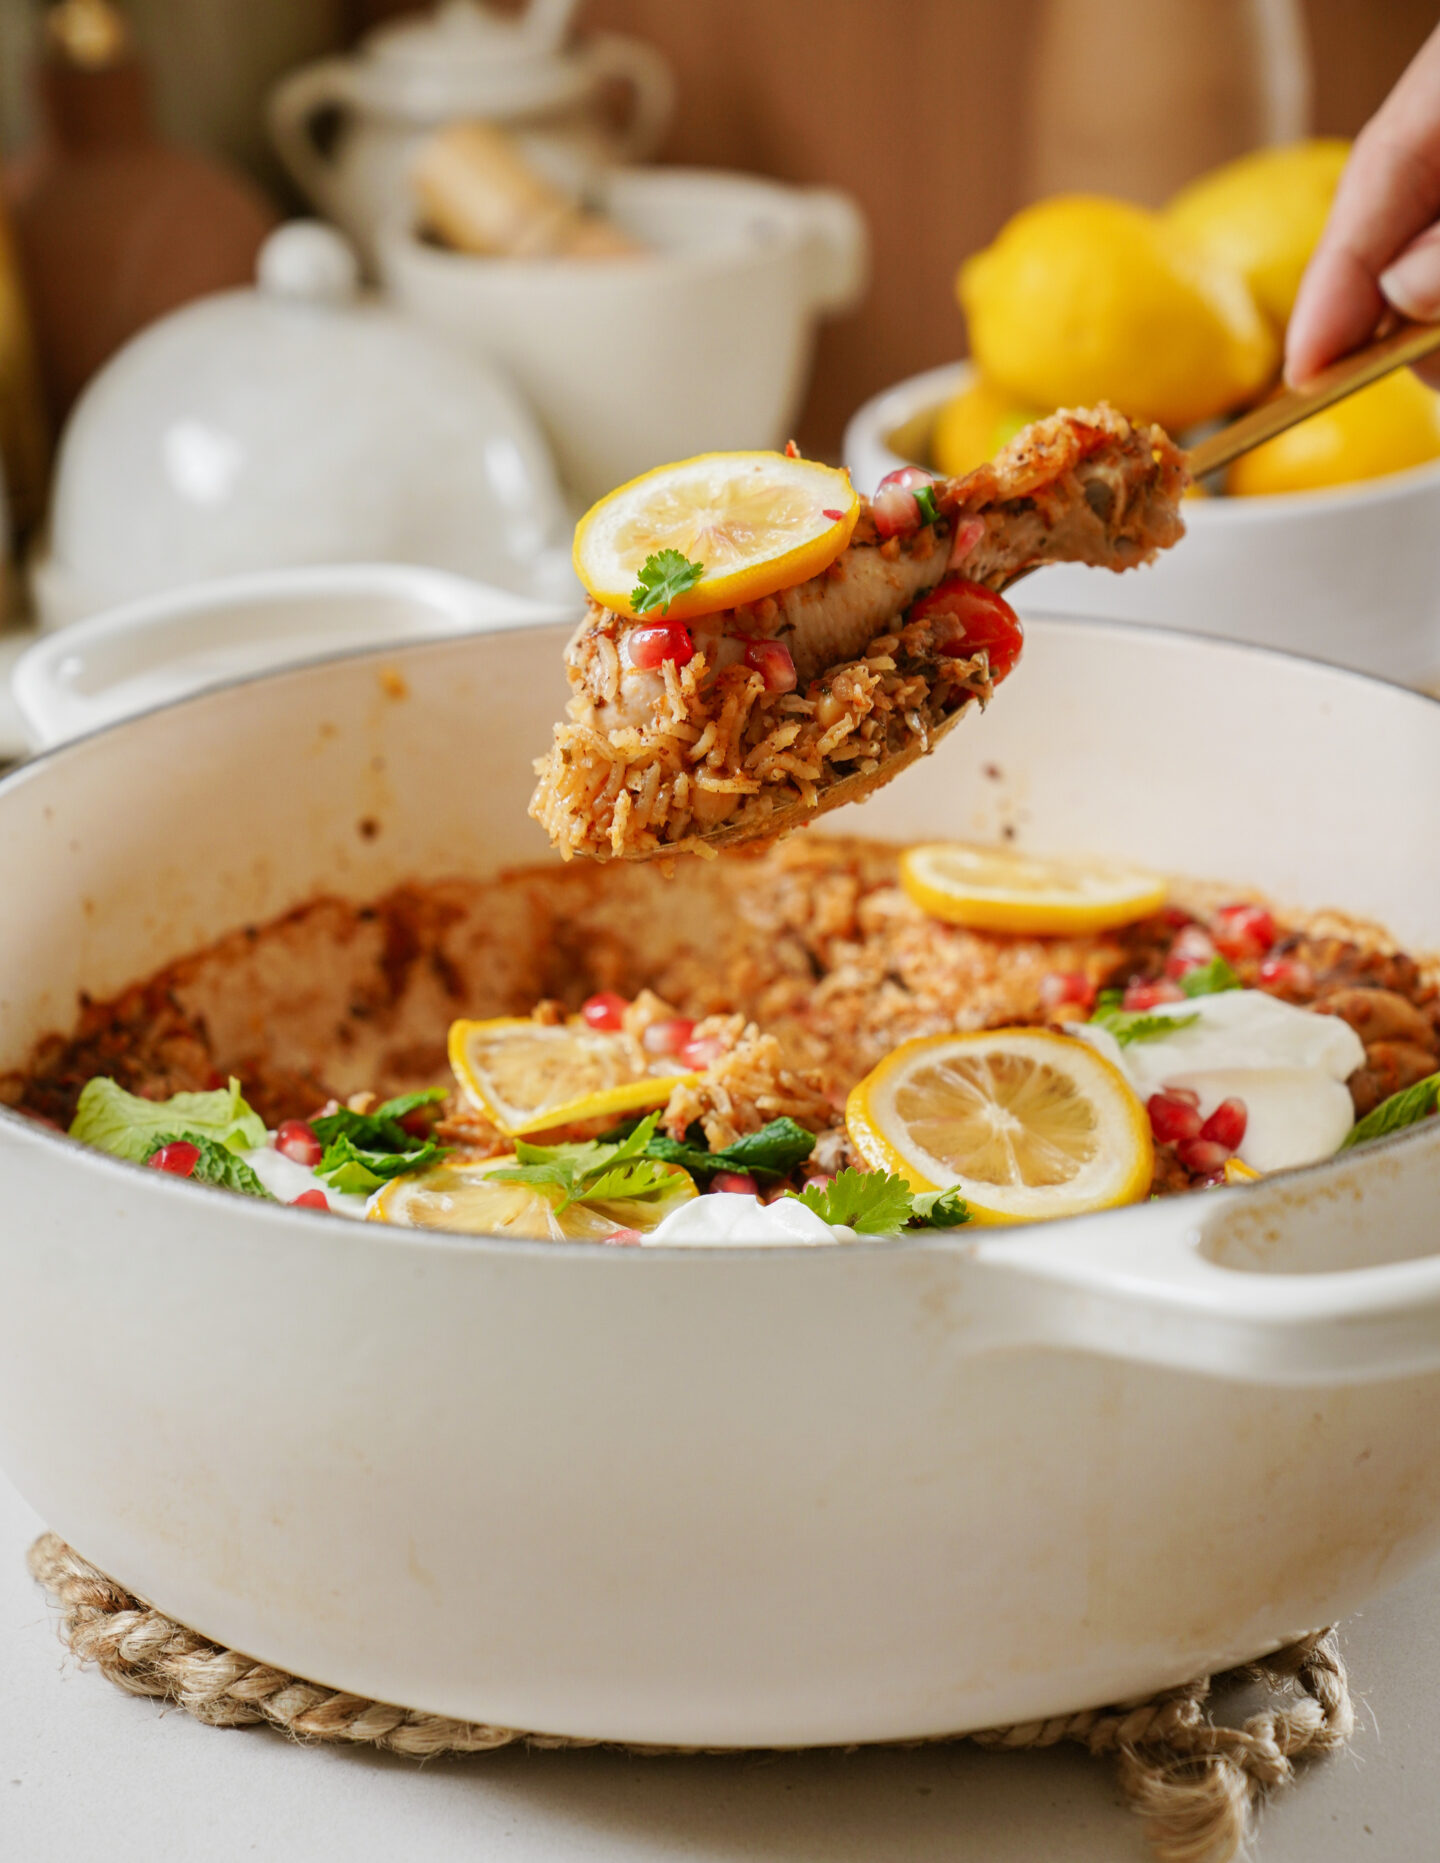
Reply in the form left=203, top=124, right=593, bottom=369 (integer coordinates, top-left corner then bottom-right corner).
left=32, top=222, right=577, bottom=628
left=379, top=167, right=870, bottom=505
left=269, top=0, right=674, bottom=273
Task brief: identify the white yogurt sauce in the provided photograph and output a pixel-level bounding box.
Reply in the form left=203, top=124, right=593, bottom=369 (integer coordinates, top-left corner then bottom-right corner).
left=1070, top=989, right=1366, bottom=1173
left=641, top=1191, right=859, bottom=1247
left=241, top=1141, right=371, bottom=1220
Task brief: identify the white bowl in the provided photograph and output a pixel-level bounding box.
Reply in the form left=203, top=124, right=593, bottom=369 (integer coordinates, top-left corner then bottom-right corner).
left=5, top=585, right=1440, bottom=1745
left=378, top=167, right=869, bottom=504
left=844, top=361, right=1440, bottom=688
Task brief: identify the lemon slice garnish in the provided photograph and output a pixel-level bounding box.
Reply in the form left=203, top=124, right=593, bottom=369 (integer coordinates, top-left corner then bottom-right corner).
left=845, top=1028, right=1153, bottom=1224
left=369, top=1154, right=698, bottom=1240
left=1224, top=1157, right=1261, bottom=1185
left=899, top=842, right=1167, bottom=936
left=448, top=1017, right=695, bottom=1138
left=573, top=451, right=860, bottom=622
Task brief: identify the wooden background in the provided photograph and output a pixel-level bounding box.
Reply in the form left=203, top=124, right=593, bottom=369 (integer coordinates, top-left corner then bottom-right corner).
left=357, top=2, right=1440, bottom=449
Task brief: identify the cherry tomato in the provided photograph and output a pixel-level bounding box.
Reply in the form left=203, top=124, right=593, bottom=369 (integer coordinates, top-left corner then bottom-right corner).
left=909, top=576, right=1024, bottom=682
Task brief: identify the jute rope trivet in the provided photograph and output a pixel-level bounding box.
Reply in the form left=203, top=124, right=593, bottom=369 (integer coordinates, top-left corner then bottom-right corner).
left=29, top=1532, right=1354, bottom=1863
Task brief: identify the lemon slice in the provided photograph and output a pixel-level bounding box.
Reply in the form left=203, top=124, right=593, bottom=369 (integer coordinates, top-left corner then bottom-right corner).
left=370, top=1155, right=698, bottom=1240
left=845, top=1028, right=1153, bottom=1224
left=449, top=1017, right=695, bottom=1138
left=1224, top=1157, right=1261, bottom=1185
left=899, top=842, right=1167, bottom=935
left=574, top=451, right=861, bottom=622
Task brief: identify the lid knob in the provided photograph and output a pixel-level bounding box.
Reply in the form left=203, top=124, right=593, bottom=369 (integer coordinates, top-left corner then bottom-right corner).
left=257, top=221, right=360, bottom=305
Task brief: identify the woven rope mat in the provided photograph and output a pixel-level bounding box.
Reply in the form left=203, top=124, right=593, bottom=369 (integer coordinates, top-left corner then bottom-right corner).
left=30, top=1533, right=1354, bottom=1863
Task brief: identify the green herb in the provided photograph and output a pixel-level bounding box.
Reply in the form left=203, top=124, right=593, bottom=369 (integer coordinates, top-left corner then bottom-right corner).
left=913, top=483, right=940, bottom=525
left=1090, top=1002, right=1199, bottom=1047
left=1179, top=956, right=1242, bottom=998
left=1340, top=1072, right=1440, bottom=1151
left=630, top=549, right=705, bottom=617
left=639, top=1116, right=816, bottom=1184
left=69, top=1075, right=267, bottom=1163
left=311, top=1089, right=448, bottom=1193
left=487, top=1112, right=681, bottom=1211
left=141, top=1132, right=275, bottom=1199
left=786, top=1166, right=969, bottom=1234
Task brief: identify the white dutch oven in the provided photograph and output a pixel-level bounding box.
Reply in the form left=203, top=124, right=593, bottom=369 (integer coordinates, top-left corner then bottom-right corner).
left=845, top=361, right=1440, bottom=690
left=3, top=579, right=1440, bottom=1747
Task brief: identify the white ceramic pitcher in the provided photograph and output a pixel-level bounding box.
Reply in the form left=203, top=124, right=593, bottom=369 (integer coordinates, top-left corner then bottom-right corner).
left=268, top=0, right=674, bottom=271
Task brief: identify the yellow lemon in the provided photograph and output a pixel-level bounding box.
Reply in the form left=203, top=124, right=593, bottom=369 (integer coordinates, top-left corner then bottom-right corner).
left=899, top=841, right=1167, bottom=935
left=449, top=1018, right=695, bottom=1138
left=573, top=451, right=860, bottom=621
left=958, top=194, right=1277, bottom=432
left=930, top=376, right=1046, bottom=479
left=1227, top=368, right=1440, bottom=496
left=845, top=1029, right=1153, bottom=1224
left=1166, top=139, right=1350, bottom=329
left=370, top=1154, right=697, bottom=1240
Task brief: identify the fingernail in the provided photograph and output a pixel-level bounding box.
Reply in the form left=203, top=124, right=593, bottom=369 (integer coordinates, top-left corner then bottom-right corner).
left=1380, top=235, right=1440, bottom=320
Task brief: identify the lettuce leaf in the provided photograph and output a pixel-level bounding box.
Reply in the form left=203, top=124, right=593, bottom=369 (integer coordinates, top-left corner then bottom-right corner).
left=70, top=1076, right=267, bottom=1163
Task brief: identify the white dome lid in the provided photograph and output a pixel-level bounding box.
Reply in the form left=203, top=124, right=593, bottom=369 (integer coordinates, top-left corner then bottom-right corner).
left=39, top=223, right=576, bottom=628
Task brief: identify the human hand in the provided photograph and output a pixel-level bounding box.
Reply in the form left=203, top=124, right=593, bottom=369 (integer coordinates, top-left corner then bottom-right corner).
left=1286, top=22, right=1440, bottom=390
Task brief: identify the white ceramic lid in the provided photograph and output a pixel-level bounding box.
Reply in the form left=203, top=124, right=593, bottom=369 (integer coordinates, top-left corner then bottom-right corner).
left=359, top=0, right=593, bottom=120
left=35, top=223, right=577, bottom=629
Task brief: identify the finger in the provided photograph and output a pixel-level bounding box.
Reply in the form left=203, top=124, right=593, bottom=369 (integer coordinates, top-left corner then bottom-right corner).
left=1381, top=220, right=1440, bottom=318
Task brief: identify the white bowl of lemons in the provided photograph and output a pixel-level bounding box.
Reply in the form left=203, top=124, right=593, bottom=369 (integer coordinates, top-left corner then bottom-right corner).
left=845, top=144, right=1440, bottom=690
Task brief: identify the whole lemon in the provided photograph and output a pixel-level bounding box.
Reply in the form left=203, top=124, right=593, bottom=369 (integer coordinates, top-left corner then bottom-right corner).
left=1228, top=368, right=1440, bottom=496
left=958, top=195, right=1277, bottom=433
left=931, top=376, right=1044, bottom=478
left=1166, top=138, right=1350, bottom=329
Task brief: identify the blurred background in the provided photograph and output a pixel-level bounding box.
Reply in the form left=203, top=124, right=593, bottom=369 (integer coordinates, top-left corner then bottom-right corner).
left=2, top=0, right=1440, bottom=751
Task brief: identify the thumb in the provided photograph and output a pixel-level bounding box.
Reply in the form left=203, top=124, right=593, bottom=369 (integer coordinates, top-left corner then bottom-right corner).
left=1379, top=221, right=1440, bottom=320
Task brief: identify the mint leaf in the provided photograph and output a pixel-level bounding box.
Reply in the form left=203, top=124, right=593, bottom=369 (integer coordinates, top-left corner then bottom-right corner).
left=630, top=549, right=704, bottom=617
left=317, top=1132, right=447, bottom=1194
left=1340, top=1072, right=1440, bottom=1151
left=70, top=1075, right=267, bottom=1163
left=1179, top=956, right=1242, bottom=998
left=909, top=1187, right=971, bottom=1227
left=786, top=1167, right=916, bottom=1234
left=638, top=1116, right=817, bottom=1184
left=141, top=1132, right=275, bottom=1199
left=312, top=1088, right=445, bottom=1156
left=1091, top=1004, right=1199, bottom=1047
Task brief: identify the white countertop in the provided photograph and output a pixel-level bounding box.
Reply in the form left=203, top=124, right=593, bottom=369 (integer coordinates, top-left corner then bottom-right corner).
left=4, top=1468, right=1439, bottom=1861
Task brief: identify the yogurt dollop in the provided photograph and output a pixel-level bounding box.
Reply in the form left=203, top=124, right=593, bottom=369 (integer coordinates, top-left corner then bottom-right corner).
left=641, top=1191, right=858, bottom=1247
left=1071, top=989, right=1365, bottom=1173
left=241, top=1141, right=371, bottom=1219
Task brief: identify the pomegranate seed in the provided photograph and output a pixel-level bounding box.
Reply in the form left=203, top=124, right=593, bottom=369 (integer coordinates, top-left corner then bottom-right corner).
left=803, top=1174, right=833, bottom=1193
left=276, top=1119, right=322, bottom=1167
left=1148, top=1092, right=1203, bottom=1143
left=581, top=991, right=628, bottom=1032
left=947, top=515, right=986, bottom=568
left=1164, top=1086, right=1200, bottom=1107
left=1040, top=972, right=1096, bottom=1014
left=147, top=1140, right=201, bottom=1177
left=1164, top=924, right=1217, bottom=979
left=604, top=1226, right=644, bottom=1245
left=1213, top=903, right=1276, bottom=962
left=822, top=507, right=844, bottom=520
left=291, top=1188, right=329, bottom=1210
left=1122, top=979, right=1185, bottom=1010
left=1160, top=905, right=1194, bottom=930
left=909, top=576, right=1024, bottom=682
left=742, top=638, right=798, bottom=693
left=398, top=1107, right=436, bottom=1138
left=628, top=622, right=694, bottom=670
left=871, top=466, right=935, bottom=537
left=710, top=1170, right=759, bottom=1195
left=1258, top=955, right=1313, bottom=993
left=681, top=1035, right=725, bottom=1070
left=642, top=1017, right=695, bottom=1058
left=1200, top=1097, right=1248, bottom=1150
left=1176, top=1137, right=1233, bottom=1175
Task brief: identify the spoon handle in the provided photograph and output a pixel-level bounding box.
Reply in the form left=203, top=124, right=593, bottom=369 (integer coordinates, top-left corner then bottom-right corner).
left=1187, top=317, right=1440, bottom=480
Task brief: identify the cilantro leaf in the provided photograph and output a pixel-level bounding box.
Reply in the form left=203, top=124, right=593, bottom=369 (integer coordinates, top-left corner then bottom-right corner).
left=1179, top=956, right=1242, bottom=998
left=1090, top=1003, right=1200, bottom=1047
left=70, top=1075, right=267, bottom=1163
left=630, top=549, right=705, bottom=617
left=141, top=1131, right=275, bottom=1199
left=1340, top=1072, right=1440, bottom=1151
left=317, top=1132, right=447, bottom=1195
left=488, top=1112, right=680, bottom=1210
left=786, top=1167, right=917, bottom=1234
left=639, top=1116, right=816, bottom=1184
left=909, top=1187, right=971, bottom=1227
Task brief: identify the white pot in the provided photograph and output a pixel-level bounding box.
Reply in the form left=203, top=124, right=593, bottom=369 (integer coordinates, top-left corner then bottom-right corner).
left=269, top=0, right=675, bottom=274
left=3, top=574, right=1440, bottom=1746
left=844, top=361, right=1440, bottom=689
left=378, top=168, right=870, bottom=505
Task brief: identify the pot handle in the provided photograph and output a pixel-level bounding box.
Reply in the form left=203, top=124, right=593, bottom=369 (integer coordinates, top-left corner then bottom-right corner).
left=268, top=58, right=362, bottom=214
left=10, top=566, right=576, bottom=751
left=794, top=187, right=870, bottom=318
left=578, top=32, right=676, bottom=164
left=963, top=1121, right=1440, bottom=1386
